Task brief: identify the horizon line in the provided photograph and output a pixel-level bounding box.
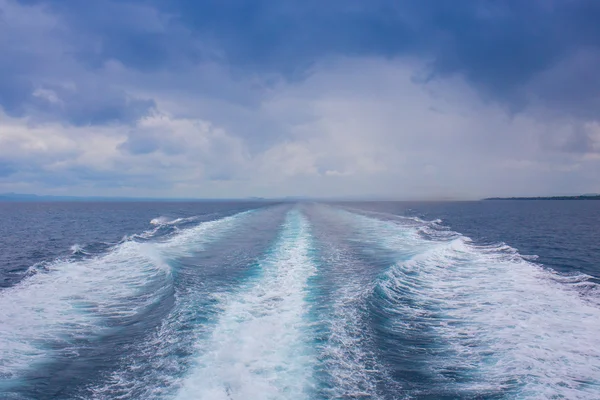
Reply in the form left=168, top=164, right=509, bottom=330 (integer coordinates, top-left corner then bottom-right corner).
left=1, top=192, right=599, bottom=202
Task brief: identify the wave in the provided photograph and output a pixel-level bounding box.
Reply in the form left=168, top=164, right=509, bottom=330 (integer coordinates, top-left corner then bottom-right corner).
left=84, top=205, right=292, bottom=400
left=339, top=207, right=600, bottom=398
left=150, top=216, right=200, bottom=227
left=3, top=203, right=598, bottom=399
left=318, top=279, right=386, bottom=399
left=174, top=209, right=317, bottom=400
left=302, top=204, right=397, bottom=400
left=0, top=241, right=172, bottom=389
left=150, top=216, right=173, bottom=226
left=0, top=211, right=251, bottom=389
left=70, top=243, right=89, bottom=255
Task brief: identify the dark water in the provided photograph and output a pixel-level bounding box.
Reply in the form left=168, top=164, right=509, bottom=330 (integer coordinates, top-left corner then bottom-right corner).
left=0, top=200, right=599, bottom=399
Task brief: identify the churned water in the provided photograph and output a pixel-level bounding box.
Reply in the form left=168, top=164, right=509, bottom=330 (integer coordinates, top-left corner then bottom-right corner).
left=0, top=200, right=599, bottom=399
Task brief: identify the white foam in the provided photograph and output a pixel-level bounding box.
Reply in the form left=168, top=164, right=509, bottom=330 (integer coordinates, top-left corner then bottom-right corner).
left=321, top=281, right=384, bottom=399
left=332, top=207, right=431, bottom=257
left=150, top=216, right=173, bottom=225
left=0, top=212, right=249, bottom=383
left=70, top=243, right=88, bottom=255
left=345, top=209, right=600, bottom=398
left=175, top=209, right=317, bottom=400
left=150, top=216, right=200, bottom=226
left=0, top=242, right=170, bottom=380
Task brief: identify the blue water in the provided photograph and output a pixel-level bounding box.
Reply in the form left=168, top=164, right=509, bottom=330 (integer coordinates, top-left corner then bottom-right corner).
left=0, top=201, right=599, bottom=399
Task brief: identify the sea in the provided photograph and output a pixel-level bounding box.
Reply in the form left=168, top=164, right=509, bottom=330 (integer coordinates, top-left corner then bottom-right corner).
left=0, top=200, right=598, bottom=399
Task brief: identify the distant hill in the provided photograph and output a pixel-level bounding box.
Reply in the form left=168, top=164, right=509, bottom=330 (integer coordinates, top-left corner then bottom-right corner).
left=0, top=192, right=175, bottom=202
left=0, top=193, right=76, bottom=201
left=0, top=193, right=273, bottom=202
left=484, top=195, right=600, bottom=200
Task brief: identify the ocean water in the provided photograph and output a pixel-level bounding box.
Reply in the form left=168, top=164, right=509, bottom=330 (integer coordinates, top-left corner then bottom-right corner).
left=0, top=200, right=599, bottom=399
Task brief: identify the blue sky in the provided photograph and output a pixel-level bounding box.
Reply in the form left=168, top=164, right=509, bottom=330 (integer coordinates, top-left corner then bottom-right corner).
left=1, top=0, right=599, bottom=198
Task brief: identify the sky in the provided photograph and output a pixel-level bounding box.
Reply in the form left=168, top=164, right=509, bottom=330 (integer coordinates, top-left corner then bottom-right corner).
left=1, top=0, right=599, bottom=199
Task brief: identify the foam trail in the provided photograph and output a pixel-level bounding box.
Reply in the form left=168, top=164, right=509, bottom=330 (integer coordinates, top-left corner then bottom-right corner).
left=320, top=280, right=385, bottom=400
left=329, top=206, right=431, bottom=258
left=343, top=208, right=600, bottom=398
left=175, top=209, right=317, bottom=400
left=304, top=205, right=394, bottom=400
left=0, top=212, right=249, bottom=388
left=84, top=206, right=290, bottom=400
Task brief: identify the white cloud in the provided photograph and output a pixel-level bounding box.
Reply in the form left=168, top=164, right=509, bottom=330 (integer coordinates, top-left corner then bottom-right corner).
left=246, top=57, right=600, bottom=198
left=1, top=0, right=599, bottom=199
left=3, top=55, right=600, bottom=198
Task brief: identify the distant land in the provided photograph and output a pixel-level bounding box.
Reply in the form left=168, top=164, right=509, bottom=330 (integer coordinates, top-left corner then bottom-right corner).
left=0, top=193, right=466, bottom=202
left=0, top=193, right=461, bottom=202
left=484, top=194, right=600, bottom=200
left=0, top=193, right=270, bottom=202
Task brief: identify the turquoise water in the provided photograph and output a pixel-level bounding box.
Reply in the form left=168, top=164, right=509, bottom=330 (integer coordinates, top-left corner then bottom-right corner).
left=0, top=201, right=599, bottom=399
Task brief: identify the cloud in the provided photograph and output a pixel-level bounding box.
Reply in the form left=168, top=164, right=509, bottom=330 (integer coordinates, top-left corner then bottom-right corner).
left=140, top=0, right=600, bottom=117
left=1, top=0, right=600, bottom=197
left=249, top=57, right=600, bottom=198
left=0, top=108, right=251, bottom=194
left=0, top=0, right=156, bottom=124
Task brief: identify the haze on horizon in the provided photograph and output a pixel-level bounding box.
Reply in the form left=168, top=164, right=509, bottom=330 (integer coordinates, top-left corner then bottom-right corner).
left=1, top=0, right=599, bottom=200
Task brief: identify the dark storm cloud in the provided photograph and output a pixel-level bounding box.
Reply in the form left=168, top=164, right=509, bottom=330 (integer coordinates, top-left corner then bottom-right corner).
left=2, top=0, right=600, bottom=196
left=31, top=84, right=156, bottom=126
left=162, top=0, right=599, bottom=116
left=0, top=0, right=157, bottom=125
left=0, top=75, right=155, bottom=126
left=10, top=0, right=600, bottom=120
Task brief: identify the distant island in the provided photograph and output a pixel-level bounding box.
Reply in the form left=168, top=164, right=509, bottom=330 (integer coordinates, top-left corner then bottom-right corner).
left=484, top=195, right=600, bottom=200
left=0, top=193, right=271, bottom=202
